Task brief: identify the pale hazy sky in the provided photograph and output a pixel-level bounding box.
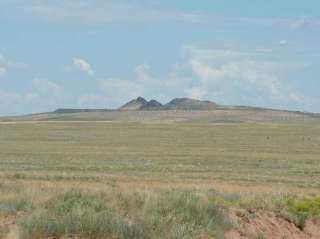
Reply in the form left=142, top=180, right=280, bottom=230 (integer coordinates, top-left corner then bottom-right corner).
left=0, top=0, right=319, bottom=115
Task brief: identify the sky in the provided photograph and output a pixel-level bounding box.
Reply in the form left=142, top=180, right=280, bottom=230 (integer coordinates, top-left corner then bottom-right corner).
left=0, top=0, right=320, bottom=115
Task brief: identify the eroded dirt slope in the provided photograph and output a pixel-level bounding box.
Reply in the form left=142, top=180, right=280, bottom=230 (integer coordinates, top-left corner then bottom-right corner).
left=226, top=210, right=320, bottom=239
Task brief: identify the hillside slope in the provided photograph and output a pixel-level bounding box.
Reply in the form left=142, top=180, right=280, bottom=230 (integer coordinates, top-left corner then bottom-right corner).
left=119, top=97, right=149, bottom=111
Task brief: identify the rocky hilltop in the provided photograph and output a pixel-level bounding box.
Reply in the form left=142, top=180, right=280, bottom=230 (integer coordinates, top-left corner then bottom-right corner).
left=119, top=97, right=218, bottom=111
left=120, top=97, right=163, bottom=111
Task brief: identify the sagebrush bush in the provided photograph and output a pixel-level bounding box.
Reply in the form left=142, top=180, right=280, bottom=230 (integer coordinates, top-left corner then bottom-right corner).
left=139, top=191, right=230, bottom=238
left=19, top=190, right=144, bottom=239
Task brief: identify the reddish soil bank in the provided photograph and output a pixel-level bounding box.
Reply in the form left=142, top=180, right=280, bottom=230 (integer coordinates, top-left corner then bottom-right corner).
left=226, top=210, right=320, bottom=239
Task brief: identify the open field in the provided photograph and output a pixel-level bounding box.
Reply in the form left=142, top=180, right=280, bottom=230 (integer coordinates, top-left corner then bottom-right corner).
left=1, top=121, right=320, bottom=193
left=1, top=120, right=320, bottom=238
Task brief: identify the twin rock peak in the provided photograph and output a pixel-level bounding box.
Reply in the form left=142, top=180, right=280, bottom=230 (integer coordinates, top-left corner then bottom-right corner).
left=119, top=97, right=218, bottom=111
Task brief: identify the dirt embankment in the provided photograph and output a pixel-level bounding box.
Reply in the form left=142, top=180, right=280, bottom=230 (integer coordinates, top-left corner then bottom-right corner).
left=226, top=210, right=320, bottom=239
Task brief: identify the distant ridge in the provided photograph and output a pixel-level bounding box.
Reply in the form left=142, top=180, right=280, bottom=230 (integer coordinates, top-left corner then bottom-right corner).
left=21, top=96, right=318, bottom=119
left=54, top=109, right=112, bottom=114
left=53, top=97, right=320, bottom=115
left=1, top=96, right=319, bottom=124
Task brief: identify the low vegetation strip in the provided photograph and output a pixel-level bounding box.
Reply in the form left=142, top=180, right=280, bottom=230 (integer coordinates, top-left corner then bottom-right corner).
left=18, top=190, right=230, bottom=239
left=0, top=187, right=319, bottom=239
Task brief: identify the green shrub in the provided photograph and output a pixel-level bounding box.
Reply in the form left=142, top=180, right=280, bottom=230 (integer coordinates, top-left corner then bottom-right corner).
left=45, top=190, right=108, bottom=214
left=284, top=197, right=320, bottom=228
left=19, top=191, right=145, bottom=239
left=137, top=190, right=231, bottom=239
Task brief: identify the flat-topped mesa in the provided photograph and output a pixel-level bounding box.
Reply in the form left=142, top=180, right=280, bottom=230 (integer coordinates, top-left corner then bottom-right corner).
left=164, top=98, right=218, bottom=110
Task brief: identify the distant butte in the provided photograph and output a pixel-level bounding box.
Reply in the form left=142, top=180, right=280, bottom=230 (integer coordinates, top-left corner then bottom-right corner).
left=119, top=97, right=218, bottom=111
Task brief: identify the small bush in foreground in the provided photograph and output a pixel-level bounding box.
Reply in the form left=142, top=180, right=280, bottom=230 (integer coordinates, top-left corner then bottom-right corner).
left=19, top=190, right=143, bottom=239
left=283, top=197, right=320, bottom=228
left=140, top=191, right=230, bottom=238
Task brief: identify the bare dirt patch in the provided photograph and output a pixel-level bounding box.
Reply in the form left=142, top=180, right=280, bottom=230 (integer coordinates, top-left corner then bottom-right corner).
left=226, top=210, right=320, bottom=239
left=0, top=215, right=17, bottom=239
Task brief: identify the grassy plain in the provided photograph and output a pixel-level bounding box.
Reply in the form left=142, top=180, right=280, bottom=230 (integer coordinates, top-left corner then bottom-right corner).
left=0, top=120, right=320, bottom=238
left=1, top=121, right=320, bottom=192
